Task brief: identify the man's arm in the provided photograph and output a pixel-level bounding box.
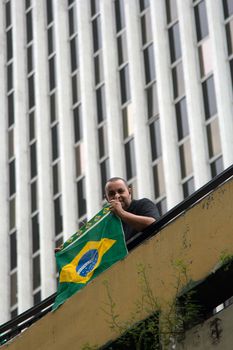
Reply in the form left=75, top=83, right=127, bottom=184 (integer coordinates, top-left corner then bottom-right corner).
left=109, top=200, right=156, bottom=232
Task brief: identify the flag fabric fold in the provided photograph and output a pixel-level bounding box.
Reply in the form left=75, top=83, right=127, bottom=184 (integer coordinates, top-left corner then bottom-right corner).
left=53, top=205, right=128, bottom=310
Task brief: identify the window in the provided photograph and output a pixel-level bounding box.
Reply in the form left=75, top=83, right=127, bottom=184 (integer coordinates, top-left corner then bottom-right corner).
left=8, top=93, right=14, bottom=127
left=53, top=163, right=60, bottom=194
left=152, top=161, right=165, bottom=198
left=32, top=214, right=40, bottom=253
left=115, top=0, right=125, bottom=32
left=26, top=10, right=33, bottom=44
left=69, top=5, right=78, bottom=36
left=33, top=255, right=41, bottom=289
left=147, top=83, right=159, bottom=118
left=169, top=22, right=182, bottom=63
left=202, top=75, right=217, bottom=120
left=30, top=142, right=37, bottom=178
left=91, top=0, right=100, bottom=16
left=27, top=45, right=33, bottom=73
left=117, top=32, right=128, bottom=65
left=149, top=119, right=162, bottom=161
left=51, top=124, right=59, bottom=160
left=166, top=0, right=178, bottom=23
left=125, top=139, right=136, bottom=180
left=46, top=0, right=53, bottom=24
left=70, top=37, right=78, bottom=72
left=100, top=159, right=110, bottom=197
left=47, top=27, right=54, bottom=56
left=144, top=44, right=155, bottom=84
left=223, top=0, right=233, bottom=19
left=226, top=19, right=233, bottom=55
left=5, top=1, right=11, bottom=28
left=120, top=65, right=131, bottom=104
left=9, top=159, right=16, bottom=196
left=75, top=144, right=84, bottom=177
left=10, top=272, right=17, bottom=306
left=206, top=118, right=221, bottom=158
left=96, top=85, right=106, bottom=123
left=8, top=127, right=14, bottom=159
left=172, top=61, right=185, bottom=99
left=29, top=111, right=35, bottom=141
left=28, top=74, right=35, bottom=109
left=92, top=16, right=102, bottom=52
left=179, top=140, right=193, bottom=178
left=94, top=52, right=104, bottom=85
left=54, top=196, right=63, bottom=235
left=141, top=10, right=152, bottom=45
left=211, top=156, right=223, bottom=177
left=72, top=74, right=80, bottom=105
left=7, top=63, right=13, bottom=92
left=198, top=38, right=213, bottom=77
left=7, top=29, right=13, bottom=61
left=49, top=56, right=56, bottom=91
left=50, top=93, right=57, bottom=123
left=10, top=231, right=17, bottom=270
left=122, top=104, right=134, bottom=138
left=74, top=105, right=82, bottom=142
left=9, top=198, right=15, bottom=230
left=175, top=98, right=189, bottom=140
left=183, top=177, right=195, bottom=198
left=77, top=178, right=86, bottom=217
left=194, top=0, right=209, bottom=42
left=139, top=0, right=150, bottom=12
left=98, top=125, right=108, bottom=158
left=31, top=181, right=37, bottom=213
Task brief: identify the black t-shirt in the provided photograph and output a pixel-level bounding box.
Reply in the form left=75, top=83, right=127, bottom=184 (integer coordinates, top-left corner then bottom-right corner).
left=122, top=198, right=160, bottom=242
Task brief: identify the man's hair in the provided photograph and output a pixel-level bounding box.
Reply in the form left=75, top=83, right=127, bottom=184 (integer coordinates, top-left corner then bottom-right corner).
left=105, top=177, right=128, bottom=192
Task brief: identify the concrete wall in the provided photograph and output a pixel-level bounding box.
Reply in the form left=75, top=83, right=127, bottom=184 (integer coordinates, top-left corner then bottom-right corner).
left=177, top=303, right=233, bottom=350
left=3, top=177, right=233, bottom=349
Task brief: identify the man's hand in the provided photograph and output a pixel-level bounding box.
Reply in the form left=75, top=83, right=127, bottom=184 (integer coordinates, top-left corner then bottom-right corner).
left=109, top=199, right=125, bottom=217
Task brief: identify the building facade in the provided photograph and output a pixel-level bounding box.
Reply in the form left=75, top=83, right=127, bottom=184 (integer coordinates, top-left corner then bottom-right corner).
left=0, top=0, right=233, bottom=323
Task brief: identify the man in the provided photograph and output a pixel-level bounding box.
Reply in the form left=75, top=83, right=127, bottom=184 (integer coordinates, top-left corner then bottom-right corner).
left=105, top=177, right=160, bottom=243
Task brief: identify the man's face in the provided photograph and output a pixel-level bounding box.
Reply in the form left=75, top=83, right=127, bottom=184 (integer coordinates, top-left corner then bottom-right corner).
left=105, top=180, right=132, bottom=210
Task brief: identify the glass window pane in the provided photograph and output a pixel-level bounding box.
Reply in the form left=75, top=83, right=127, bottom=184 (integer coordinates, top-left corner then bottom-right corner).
left=10, top=272, right=17, bottom=306
left=115, top=0, right=125, bottom=32
left=33, top=290, right=41, bottom=305
left=26, top=10, right=33, bottom=44
left=7, top=63, right=13, bottom=92
left=27, top=45, right=33, bottom=74
left=152, top=160, right=165, bottom=198
left=183, top=177, right=195, bottom=198
left=179, top=140, right=193, bottom=178
left=92, top=15, right=101, bottom=53
left=144, top=44, right=155, bottom=84
left=72, top=73, right=80, bottom=105
left=226, top=19, right=233, bottom=55
left=166, top=0, right=178, bottom=23
left=169, top=22, right=182, bottom=63
left=8, top=92, right=14, bottom=127
left=10, top=197, right=15, bottom=230
left=172, top=62, right=185, bottom=99
left=125, top=139, right=136, bottom=180
left=75, top=143, right=84, bottom=177
left=31, top=181, right=37, bottom=213
left=96, top=85, right=106, bottom=123
left=51, top=124, right=59, bottom=160
left=48, top=26, right=54, bottom=56
left=141, top=11, right=152, bottom=45
left=77, top=178, right=87, bottom=217
left=5, top=1, right=11, bottom=28
left=202, top=75, right=217, bottom=120
left=120, top=65, right=131, bottom=104
left=8, top=127, right=14, bottom=159
left=91, top=0, right=100, bottom=16
left=69, top=4, right=77, bottom=36
left=30, top=142, right=37, bottom=179
left=194, top=0, right=209, bottom=42
left=147, top=83, right=159, bottom=119
left=10, top=231, right=17, bottom=270
left=122, top=104, right=134, bottom=139
left=74, top=105, right=82, bottom=142
left=32, top=214, right=40, bottom=253
left=70, top=36, right=78, bottom=72
left=206, top=118, right=222, bottom=158
left=139, top=0, right=150, bottom=12
left=117, top=32, right=128, bottom=66
left=49, top=56, right=56, bottom=91
left=94, top=51, right=104, bottom=85
left=29, top=111, right=35, bottom=141
left=28, top=75, right=35, bottom=109
left=176, top=98, right=189, bottom=140
left=7, top=29, right=13, bottom=61
left=100, top=159, right=110, bottom=198
left=156, top=198, right=167, bottom=216
left=199, top=38, right=213, bottom=77
left=33, top=255, right=41, bottom=289
left=53, top=163, right=60, bottom=195
left=54, top=196, right=63, bottom=235
left=46, top=0, right=53, bottom=24
left=211, top=156, right=223, bottom=178
left=98, top=125, right=108, bottom=158
left=150, top=119, right=162, bottom=161
left=9, top=159, right=16, bottom=196
left=223, top=0, right=233, bottom=19
left=50, top=93, right=57, bottom=123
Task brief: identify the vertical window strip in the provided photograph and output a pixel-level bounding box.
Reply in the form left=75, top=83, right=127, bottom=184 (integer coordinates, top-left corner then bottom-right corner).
left=68, top=0, right=86, bottom=225
left=46, top=1, right=63, bottom=246
left=6, top=0, right=18, bottom=318
left=91, top=1, right=109, bottom=199
left=193, top=0, right=223, bottom=178
left=166, top=0, right=194, bottom=198
left=139, top=1, right=166, bottom=213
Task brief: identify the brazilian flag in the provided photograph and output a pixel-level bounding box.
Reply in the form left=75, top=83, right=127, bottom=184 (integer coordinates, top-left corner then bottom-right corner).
left=53, top=205, right=128, bottom=310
